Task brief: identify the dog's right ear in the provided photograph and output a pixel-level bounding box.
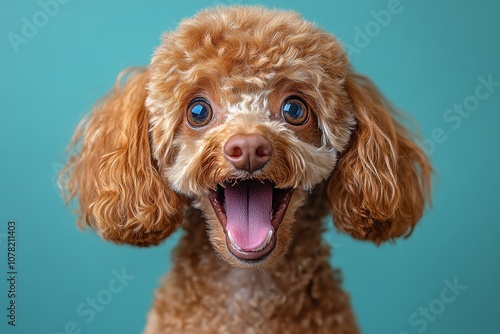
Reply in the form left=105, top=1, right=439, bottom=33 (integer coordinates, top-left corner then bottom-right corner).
left=60, top=69, right=184, bottom=246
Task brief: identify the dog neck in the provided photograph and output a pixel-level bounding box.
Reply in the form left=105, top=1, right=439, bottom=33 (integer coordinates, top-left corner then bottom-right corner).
left=156, top=184, right=352, bottom=328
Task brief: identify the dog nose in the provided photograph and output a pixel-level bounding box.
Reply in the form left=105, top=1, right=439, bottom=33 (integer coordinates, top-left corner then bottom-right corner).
left=224, top=134, right=273, bottom=172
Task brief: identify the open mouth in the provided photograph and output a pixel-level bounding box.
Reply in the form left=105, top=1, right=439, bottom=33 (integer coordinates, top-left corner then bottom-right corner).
left=208, top=179, right=294, bottom=262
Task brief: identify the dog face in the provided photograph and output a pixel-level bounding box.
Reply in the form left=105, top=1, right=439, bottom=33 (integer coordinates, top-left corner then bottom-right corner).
left=61, top=7, right=431, bottom=269
left=146, top=7, right=355, bottom=267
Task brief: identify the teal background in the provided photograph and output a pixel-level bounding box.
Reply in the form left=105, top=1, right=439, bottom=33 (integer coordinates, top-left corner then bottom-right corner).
left=1, top=0, right=499, bottom=333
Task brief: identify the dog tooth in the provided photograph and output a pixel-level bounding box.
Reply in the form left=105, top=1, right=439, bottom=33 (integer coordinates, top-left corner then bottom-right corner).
left=265, top=230, right=273, bottom=246
left=227, top=231, right=236, bottom=245
left=228, top=231, right=243, bottom=251
left=253, top=230, right=273, bottom=252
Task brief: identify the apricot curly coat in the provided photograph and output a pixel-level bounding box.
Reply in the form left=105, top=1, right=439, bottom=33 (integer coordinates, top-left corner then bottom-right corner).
left=61, top=6, right=431, bottom=333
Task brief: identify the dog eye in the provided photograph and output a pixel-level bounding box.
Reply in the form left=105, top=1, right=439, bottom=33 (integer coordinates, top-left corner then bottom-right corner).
left=281, top=97, right=308, bottom=125
left=187, top=98, right=213, bottom=127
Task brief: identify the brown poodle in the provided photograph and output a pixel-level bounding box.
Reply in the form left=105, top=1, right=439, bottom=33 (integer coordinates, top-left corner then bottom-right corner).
left=61, top=6, right=431, bottom=333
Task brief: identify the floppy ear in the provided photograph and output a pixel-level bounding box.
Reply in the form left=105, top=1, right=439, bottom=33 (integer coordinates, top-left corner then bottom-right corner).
left=327, top=71, right=432, bottom=243
left=60, top=69, right=184, bottom=246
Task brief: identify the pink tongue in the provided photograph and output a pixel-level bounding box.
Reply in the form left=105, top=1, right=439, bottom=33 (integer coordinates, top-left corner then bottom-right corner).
left=225, top=180, right=273, bottom=251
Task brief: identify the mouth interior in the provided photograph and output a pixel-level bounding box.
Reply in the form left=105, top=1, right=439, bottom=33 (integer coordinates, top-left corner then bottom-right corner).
left=225, top=180, right=273, bottom=251
left=209, top=179, right=293, bottom=261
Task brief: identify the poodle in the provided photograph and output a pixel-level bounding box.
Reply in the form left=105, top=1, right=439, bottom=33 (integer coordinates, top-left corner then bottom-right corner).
left=61, top=6, right=432, bottom=334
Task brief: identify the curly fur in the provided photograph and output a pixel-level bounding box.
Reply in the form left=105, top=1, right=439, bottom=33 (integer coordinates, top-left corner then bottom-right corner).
left=61, top=6, right=431, bottom=333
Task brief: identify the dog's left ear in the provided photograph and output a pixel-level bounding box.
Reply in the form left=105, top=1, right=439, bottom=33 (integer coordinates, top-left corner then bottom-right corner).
left=327, top=71, right=432, bottom=243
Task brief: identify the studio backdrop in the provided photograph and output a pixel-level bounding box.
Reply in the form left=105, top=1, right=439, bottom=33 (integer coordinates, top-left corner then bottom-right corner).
left=1, top=0, right=499, bottom=333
